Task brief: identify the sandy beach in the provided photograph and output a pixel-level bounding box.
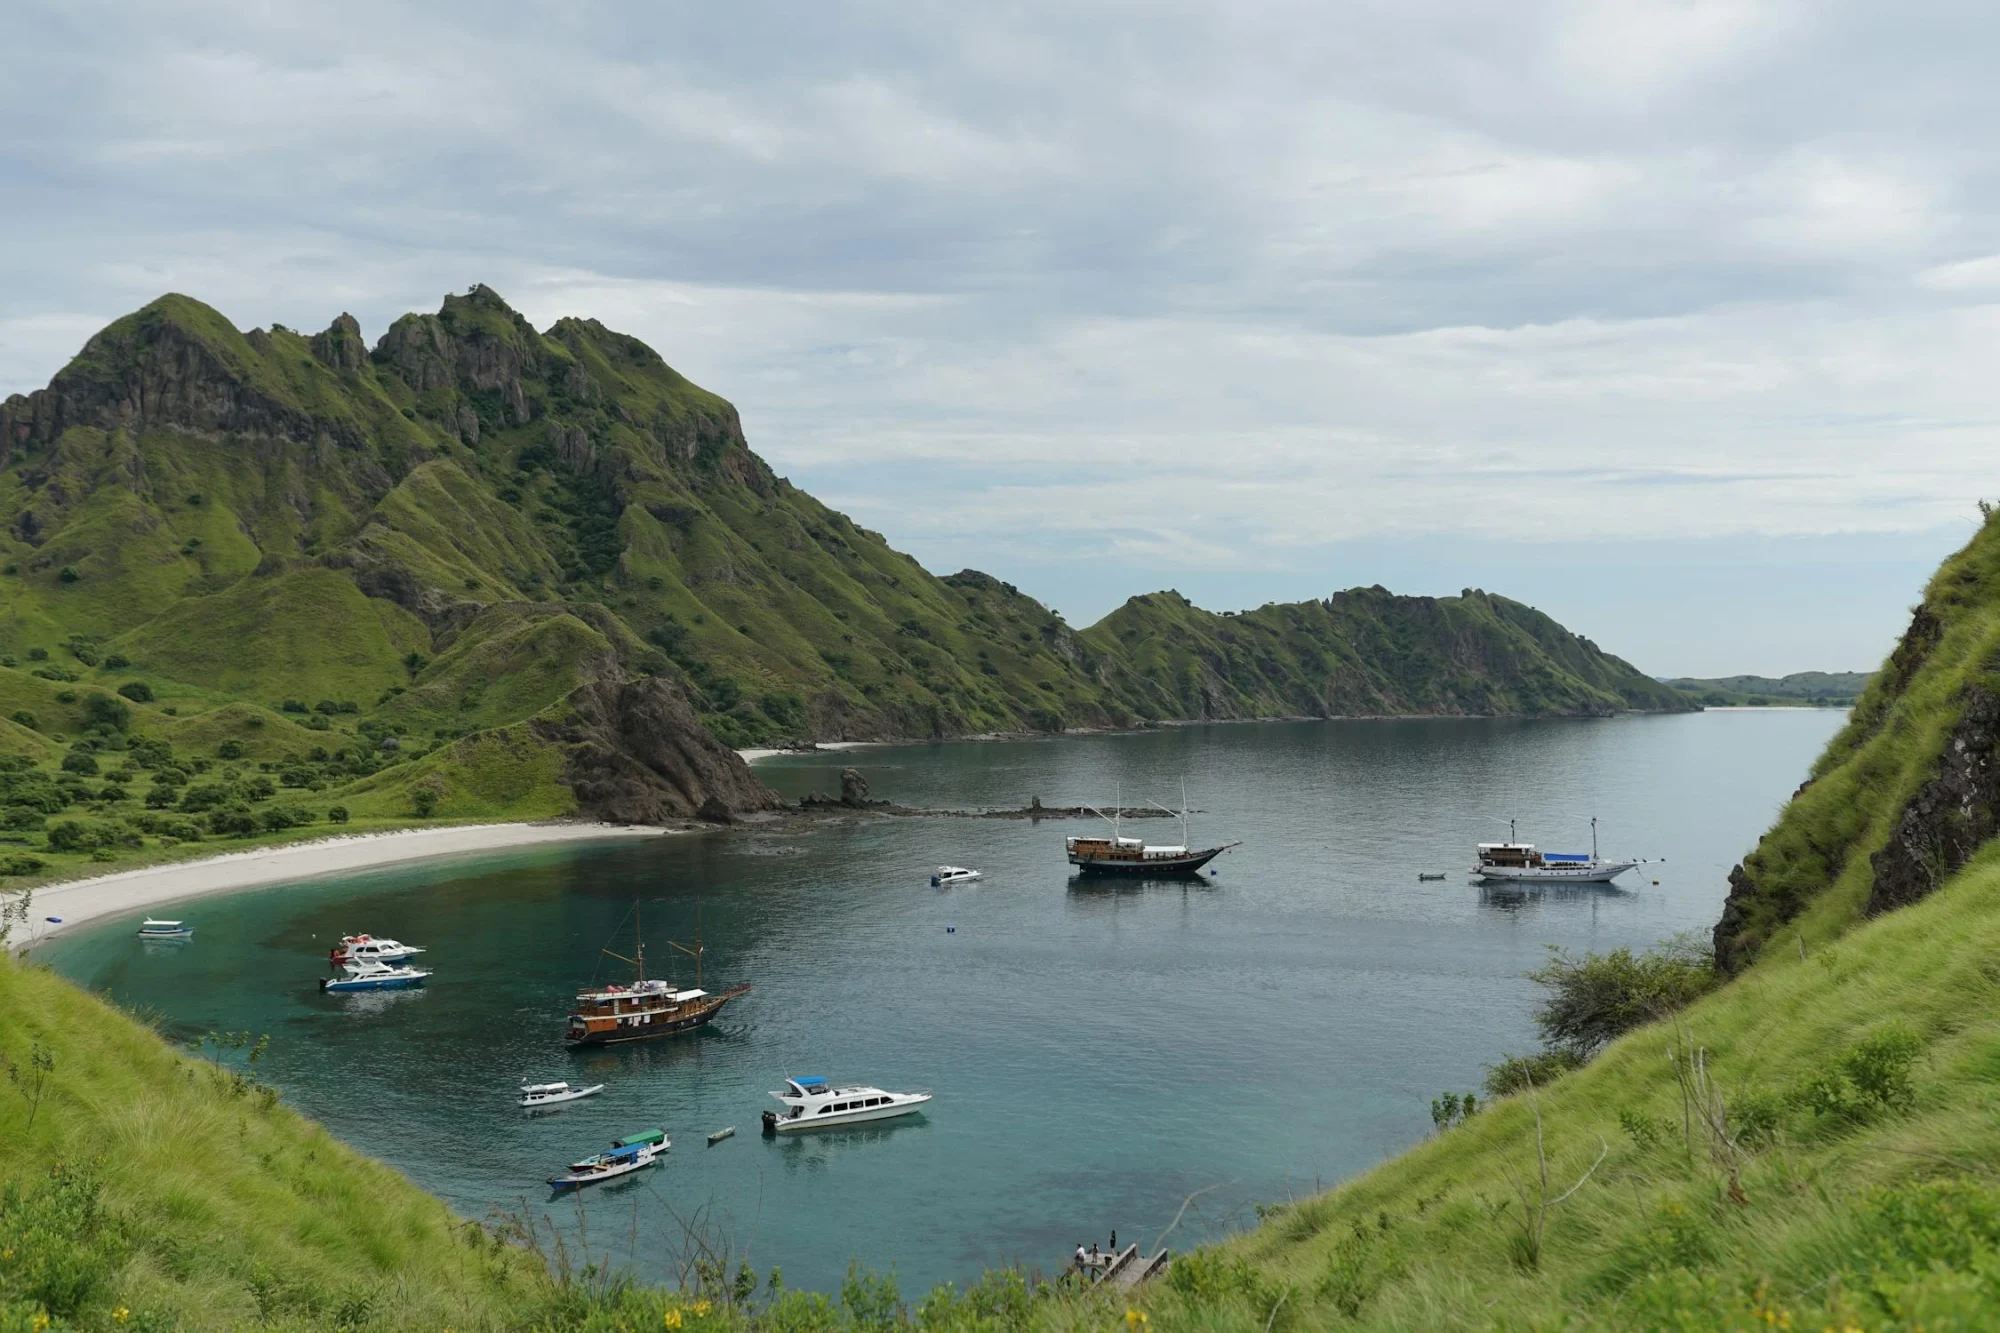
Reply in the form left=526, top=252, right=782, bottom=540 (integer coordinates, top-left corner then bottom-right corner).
left=736, top=740, right=880, bottom=763
left=7, top=822, right=666, bottom=945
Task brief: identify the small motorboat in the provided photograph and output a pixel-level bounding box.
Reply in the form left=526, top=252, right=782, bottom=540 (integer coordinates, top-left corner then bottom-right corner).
left=137, top=918, right=193, bottom=938
left=930, top=866, right=982, bottom=886
left=320, top=961, right=431, bottom=992
left=549, top=1137, right=667, bottom=1190
left=519, top=1080, right=605, bottom=1110
left=607, top=1128, right=668, bottom=1152
left=330, top=934, right=426, bottom=965
left=707, top=1126, right=736, bottom=1145
left=1417, top=873, right=1447, bottom=882
left=761, top=1076, right=932, bottom=1133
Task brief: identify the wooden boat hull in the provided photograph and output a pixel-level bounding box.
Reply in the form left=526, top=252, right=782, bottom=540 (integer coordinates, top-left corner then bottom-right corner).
left=1068, top=846, right=1226, bottom=877
left=564, top=985, right=749, bottom=1047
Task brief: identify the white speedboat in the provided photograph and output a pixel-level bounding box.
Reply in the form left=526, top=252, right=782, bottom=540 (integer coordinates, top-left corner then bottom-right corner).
left=137, top=918, right=193, bottom=938
left=320, top=961, right=431, bottom=992
left=930, top=866, right=982, bottom=886
left=548, top=1137, right=666, bottom=1189
left=1472, top=819, right=1641, bottom=884
left=519, top=1080, right=605, bottom=1109
left=761, top=1076, right=932, bottom=1133
left=330, top=934, right=425, bottom=965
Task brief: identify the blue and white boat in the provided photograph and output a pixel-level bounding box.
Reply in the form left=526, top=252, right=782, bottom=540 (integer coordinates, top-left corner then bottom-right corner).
left=548, top=1134, right=667, bottom=1189
left=1473, top=819, right=1641, bottom=884
left=319, top=960, right=431, bottom=992
left=136, top=918, right=193, bottom=938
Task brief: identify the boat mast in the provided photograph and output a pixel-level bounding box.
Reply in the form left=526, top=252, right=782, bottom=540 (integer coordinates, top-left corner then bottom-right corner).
left=602, top=898, right=647, bottom=983
left=668, top=907, right=705, bottom=989
left=1114, top=781, right=1121, bottom=842
left=1181, top=778, right=1190, bottom=849
left=1592, top=816, right=1599, bottom=863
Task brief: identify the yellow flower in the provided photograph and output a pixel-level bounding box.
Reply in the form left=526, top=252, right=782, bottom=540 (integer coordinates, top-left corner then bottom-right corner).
left=115, top=1308, right=131, bottom=1323
left=663, top=1311, right=682, bottom=1329
left=1127, top=1311, right=1149, bottom=1328
left=692, top=1300, right=711, bottom=1317
left=33, top=1314, right=51, bottom=1332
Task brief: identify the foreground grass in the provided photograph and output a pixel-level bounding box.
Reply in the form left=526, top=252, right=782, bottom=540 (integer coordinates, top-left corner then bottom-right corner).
left=1115, top=852, right=2000, bottom=1331
left=0, top=953, right=551, bottom=1332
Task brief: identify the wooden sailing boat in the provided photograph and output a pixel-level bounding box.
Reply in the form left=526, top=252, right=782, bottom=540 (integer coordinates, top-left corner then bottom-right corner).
left=563, top=904, right=750, bottom=1048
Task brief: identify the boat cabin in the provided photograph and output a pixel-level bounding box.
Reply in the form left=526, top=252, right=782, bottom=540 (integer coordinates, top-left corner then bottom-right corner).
left=1065, top=836, right=1192, bottom=862
left=1475, top=842, right=1545, bottom=869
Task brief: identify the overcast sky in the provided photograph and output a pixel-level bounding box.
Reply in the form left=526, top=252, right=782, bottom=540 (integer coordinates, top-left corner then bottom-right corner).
left=5, top=0, right=1997, bottom=675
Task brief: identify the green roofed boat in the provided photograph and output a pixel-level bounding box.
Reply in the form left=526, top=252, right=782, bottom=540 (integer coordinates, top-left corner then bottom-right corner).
left=610, top=1128, right=668, bottom=1150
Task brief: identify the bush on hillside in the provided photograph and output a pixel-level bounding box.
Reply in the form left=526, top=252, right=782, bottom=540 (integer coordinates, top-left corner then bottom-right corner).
left=1528, top=934, right=1716, bottom=1061
left=81, top=694, right=129, bottom=731
left=1484, top=1049, right=1586, bottom=1097
left=9, top=711, right=35, bottom=731
left=45, top=819, right=138, bottom=853
left=328, top=805, right=349, bottom=823
left=60, top=751, right=99, bottom=776
left=102, top=653, right=129, bottom=669
left=216, top=740, right=243, bottom=759
left=116, top=681, right=154, bottom=703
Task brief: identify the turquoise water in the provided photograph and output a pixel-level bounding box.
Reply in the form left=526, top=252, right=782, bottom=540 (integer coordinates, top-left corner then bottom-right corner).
left=39, top=712, right=1842, bottom=1294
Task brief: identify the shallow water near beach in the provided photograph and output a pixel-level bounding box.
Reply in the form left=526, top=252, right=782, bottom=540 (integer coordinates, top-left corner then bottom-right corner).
left=40, top=712, right=1841, bottom=1295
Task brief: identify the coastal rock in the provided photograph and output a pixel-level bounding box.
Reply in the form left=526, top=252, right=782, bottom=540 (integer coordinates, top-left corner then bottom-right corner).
left=546, top=655, right=779, bottom=823
left=840, top=767, right=869, bottom=806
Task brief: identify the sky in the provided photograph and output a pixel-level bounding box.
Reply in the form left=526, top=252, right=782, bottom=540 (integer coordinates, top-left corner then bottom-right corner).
left=4, top=1, right=1997, bottom=677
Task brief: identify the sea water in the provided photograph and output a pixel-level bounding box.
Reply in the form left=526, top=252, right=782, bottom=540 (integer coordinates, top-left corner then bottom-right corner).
left=39, top=711, right=1842, bottom=1295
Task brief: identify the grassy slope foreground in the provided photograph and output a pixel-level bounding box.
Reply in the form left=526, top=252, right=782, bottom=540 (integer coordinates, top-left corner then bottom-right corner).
left=0, top=952, right=554, bottom=1332
left=0, top=289, right=1686, bottom=888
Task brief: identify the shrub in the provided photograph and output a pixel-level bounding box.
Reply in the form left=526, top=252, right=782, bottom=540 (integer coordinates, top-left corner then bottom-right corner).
left=27, top=648, right=47, bottom=660
left=116, top=681, right=154, bottom=702
left=45, top=819, right=137, bottom=853
left=176, top=782, right=232, bottom=813
left=60, top=751, right=99, bottom=776
left=102, top=653, right=129, bottom=669
left=57, top=565, right=79, bottom=583
left=31, top=666, right=79, bottom=683
left=10, top=711, right=35, bottom=731
left=81, top=694, right=129, bottom=732
left=206, top=803, right=259, bottom=837
left=411, top=788, right=438, bottom=818
left=97, top=784, right=128, bottom=803
left=243, top=775, right=276, bottom=801
left=1528, top=934, right=1716, bottom=1060
left=1484, top=1048, right=1585, bottom=1097
left=1787, top=1026, right=1925, bottom=1123
left=0, top=854, right=47, bottom=874
left=54, top=690, right=77, bottom=704
left=328, top=805, right=349, bottom=824
left=0, top=1165, right=127, bottom=1318
left=144, top=786, right=178, bottom=809
left=306, top=714, right=331, bottom=731
left=217, top=740, right=244, bottom=760
left=1, top=807, right=46, bottom=832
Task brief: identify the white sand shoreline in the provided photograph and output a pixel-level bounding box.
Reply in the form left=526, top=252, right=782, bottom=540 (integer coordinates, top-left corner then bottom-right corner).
left=6, top=822, right=667, bottom=946
left=736, top=740, right=880, bottom=764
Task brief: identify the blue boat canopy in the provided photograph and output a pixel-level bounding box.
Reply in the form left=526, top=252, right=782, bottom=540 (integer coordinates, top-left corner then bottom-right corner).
left=1543, top=853, right=1590, bottom=862
left=793, top=1076, right=826, bottom=1086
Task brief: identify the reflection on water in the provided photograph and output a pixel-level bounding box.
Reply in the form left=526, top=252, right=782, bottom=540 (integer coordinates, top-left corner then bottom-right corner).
left=42, top=712, right=1843, bottom=1296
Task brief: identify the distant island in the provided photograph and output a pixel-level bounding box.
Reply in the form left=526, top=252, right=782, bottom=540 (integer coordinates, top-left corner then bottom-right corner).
left=0, top=287, right=1687, bottom=883
left=1664, top=671, right=1869, bottom=707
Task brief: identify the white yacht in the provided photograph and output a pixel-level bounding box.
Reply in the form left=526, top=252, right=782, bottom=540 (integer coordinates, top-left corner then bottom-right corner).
left=137, top=918, right=193, bottom=938
left=930, top=866, right=982, bottom=886
left=319, top=961, right=431, bottom=992
left=519, top=1080, right=605, bottom=1109
left=330, top=935, right=425, bottom=965
left=761, top=1076, right=932, bottom=1133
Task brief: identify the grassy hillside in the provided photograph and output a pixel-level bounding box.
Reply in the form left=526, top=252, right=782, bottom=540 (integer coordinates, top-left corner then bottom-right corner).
left=1667, top=671, right=1868, bottom=708
left=1114, top=849, right=2000, bottom=1331
left=0, top=950, right=553, bottom=1331
left=1086, top=587, right=1688, bottom=719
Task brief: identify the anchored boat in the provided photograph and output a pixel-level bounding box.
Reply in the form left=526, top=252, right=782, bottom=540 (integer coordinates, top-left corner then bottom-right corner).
left=136, top=918, right=193, bottom=939
left=548, top=1134, right=667, bottom=1189
left=564, top=905, right=750, bottom=1048
left=330, top=934, right=425, bottom=965
left=761, top=1076, right=932, bottom=1133
left=1473, top=819, right=1642, bottom=884
left=321, top=960, right=431, bottom=992
left=930, top=866, right=982, bottom=886
left=519, top=1080, right=605, bottom=1110
left=1066, top=781, right=1238, bottom=878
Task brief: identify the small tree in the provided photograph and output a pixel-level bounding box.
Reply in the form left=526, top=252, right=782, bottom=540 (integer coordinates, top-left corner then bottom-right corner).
left=116, top=681, right=154, bottom=703
left=328, top=806, right=350, bottom=824
left=1, top=1039, right=56, bottom=1128
left=411, top=789, right=438, bottom=818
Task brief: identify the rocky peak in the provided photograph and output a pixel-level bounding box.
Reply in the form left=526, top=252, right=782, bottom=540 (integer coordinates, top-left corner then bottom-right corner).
left=372, top=287, right=543, bottom=429
left=310, top=313, right=368, bottom=372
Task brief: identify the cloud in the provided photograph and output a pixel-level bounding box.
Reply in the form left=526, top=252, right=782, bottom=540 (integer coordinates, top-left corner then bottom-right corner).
left=2, top=0, right=1997, bottom=662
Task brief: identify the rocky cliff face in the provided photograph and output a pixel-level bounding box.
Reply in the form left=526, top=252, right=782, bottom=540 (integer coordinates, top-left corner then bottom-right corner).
left=543, top=656, right=779, bottom=823
left=1712, top=519, right=2000, bottom=973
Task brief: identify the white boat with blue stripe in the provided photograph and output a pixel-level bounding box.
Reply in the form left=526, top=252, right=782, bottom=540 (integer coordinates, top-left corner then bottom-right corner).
left=320, top=960, right=431, bottom=992
left=761, top=1077, right=931, bottom=1133
left=1473, top=819, right=1642, bottom=884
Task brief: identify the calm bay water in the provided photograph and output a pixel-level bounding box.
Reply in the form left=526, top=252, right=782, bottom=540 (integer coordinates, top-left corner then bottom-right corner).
left=39, top=712, right=1841, bottom=1294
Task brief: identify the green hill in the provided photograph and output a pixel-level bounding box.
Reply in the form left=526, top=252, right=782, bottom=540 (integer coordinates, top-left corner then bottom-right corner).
left=0, top=288, right=1685, bottom=881
left=1666, top=671, right=1869, bottom=708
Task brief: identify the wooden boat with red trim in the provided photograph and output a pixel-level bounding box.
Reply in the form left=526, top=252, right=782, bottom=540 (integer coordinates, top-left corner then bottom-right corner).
left=564, top=906, right=750, bottom=1048
left=1065, top=781, right=1239, bottom=878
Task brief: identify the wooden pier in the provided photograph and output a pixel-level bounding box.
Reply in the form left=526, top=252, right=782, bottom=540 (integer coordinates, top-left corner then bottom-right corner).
left=1074, top=1243, right=1170, bottom=1290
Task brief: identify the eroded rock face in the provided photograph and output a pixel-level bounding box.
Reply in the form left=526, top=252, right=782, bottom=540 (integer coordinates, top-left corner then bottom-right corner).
left=544, top=658, right=778, bottom=823
left=1867, top=683, right=2000, bottom=916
